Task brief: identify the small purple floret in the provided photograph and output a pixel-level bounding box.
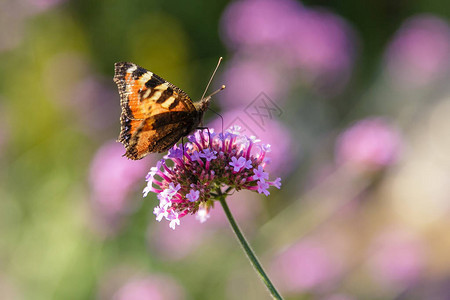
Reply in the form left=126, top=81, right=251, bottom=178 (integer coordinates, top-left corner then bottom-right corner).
left=253, top=165, right=269, bottom=181
left=166, top=146, right=184, bottom=159
left=190, top=150, right=201, bottom=162
left=257, top=180, right=270, bottom=196
left=186, top=189, right=200, bottom=202
left=200, top=149, right=218, bottom=161
left=229, top=156, right=247, bottom=172
left=272, top=177, right=282, bottom=189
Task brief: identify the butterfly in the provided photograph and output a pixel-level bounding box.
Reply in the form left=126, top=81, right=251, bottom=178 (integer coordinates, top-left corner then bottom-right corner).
left=113, top=61, right=224, bottom=160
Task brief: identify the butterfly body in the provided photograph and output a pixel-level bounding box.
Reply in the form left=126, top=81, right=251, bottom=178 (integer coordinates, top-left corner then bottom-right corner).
left=114, top=62, right=210, bottom=159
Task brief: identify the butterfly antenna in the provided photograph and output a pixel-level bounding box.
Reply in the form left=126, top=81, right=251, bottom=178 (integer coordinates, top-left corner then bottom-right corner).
left=201, top=57, right=223, bottom=101
left=204, top=85, right=226, bottom=101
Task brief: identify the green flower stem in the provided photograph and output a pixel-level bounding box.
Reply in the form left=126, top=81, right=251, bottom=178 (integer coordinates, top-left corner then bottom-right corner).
left=218, top=194, right=283, bottom=300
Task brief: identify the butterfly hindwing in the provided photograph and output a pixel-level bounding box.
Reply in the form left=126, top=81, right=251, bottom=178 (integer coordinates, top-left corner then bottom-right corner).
left=127, top=111, right=197, bottom=157
left=126, top=117, right=195, bottom=158
left=113, top=62, right=201, bottom=159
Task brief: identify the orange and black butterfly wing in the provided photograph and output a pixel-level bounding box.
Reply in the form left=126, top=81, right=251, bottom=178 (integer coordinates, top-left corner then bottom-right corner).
left=128, top=112, right=198, bottom=157
left=113, top=62, right=200, bottom=159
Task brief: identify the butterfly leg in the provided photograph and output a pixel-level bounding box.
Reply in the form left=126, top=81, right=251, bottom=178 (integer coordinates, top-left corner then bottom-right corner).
left=197, top=126, right=213, bottom=150
left=181, top=137, right=186, bottom=158
left=206, top=128, right=212, bottom=150
left=207, top=107, right=224, bottom=137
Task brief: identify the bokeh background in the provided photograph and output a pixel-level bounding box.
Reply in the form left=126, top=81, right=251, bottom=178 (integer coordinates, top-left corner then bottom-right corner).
left=1, top=0, right=450, bottom=299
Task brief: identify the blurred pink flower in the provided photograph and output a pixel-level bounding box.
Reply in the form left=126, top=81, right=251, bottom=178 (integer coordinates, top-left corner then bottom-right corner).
left=148, top=213, right=209, bottom=260
left=113, top=275, right=185, bottom=300
left=0, top=0, right=68, bottom=51
left=286, top=8, right=356, bottom=91
left=99, top=270, right=185, bottom=300
left=321, top=294, right=356, bottom=300
left=89, top=141, right=153, bottom=233
left=208, top=110, right=299, bottom=177
left=385, top=15, right=450, bottom=88
left=206, top=190, right=262, bottom=229
left=69, top=76, right=120, bottom=134
left=335, top=117, right=401, bottom=171
left=221, top=0, right=303, bottom=49
left=219, top=58, right=286, bottom=108
left=271, top=238, right=342, bottom=293
left=368, top=229, right=426, bottom=288
left=221, top=0, right=357, bottom=94
left=43, top=54, right=119, bottom=136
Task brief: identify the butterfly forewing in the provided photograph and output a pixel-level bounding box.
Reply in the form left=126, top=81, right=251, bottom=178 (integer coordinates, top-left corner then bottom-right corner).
left=113, top=62, right=201, bottom=159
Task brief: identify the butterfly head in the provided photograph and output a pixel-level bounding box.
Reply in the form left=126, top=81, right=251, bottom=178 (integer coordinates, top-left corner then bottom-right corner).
left=194, top=97, right=210, bottom=115
left=195, top=84, right=226, bottom=114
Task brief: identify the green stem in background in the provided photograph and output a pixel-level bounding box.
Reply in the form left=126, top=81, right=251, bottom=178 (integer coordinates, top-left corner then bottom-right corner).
left=217, top=191, right=283, bottom=300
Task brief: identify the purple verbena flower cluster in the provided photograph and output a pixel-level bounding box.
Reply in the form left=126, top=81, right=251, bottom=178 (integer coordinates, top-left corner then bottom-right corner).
left=143, top=126, right=281, bottom=229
